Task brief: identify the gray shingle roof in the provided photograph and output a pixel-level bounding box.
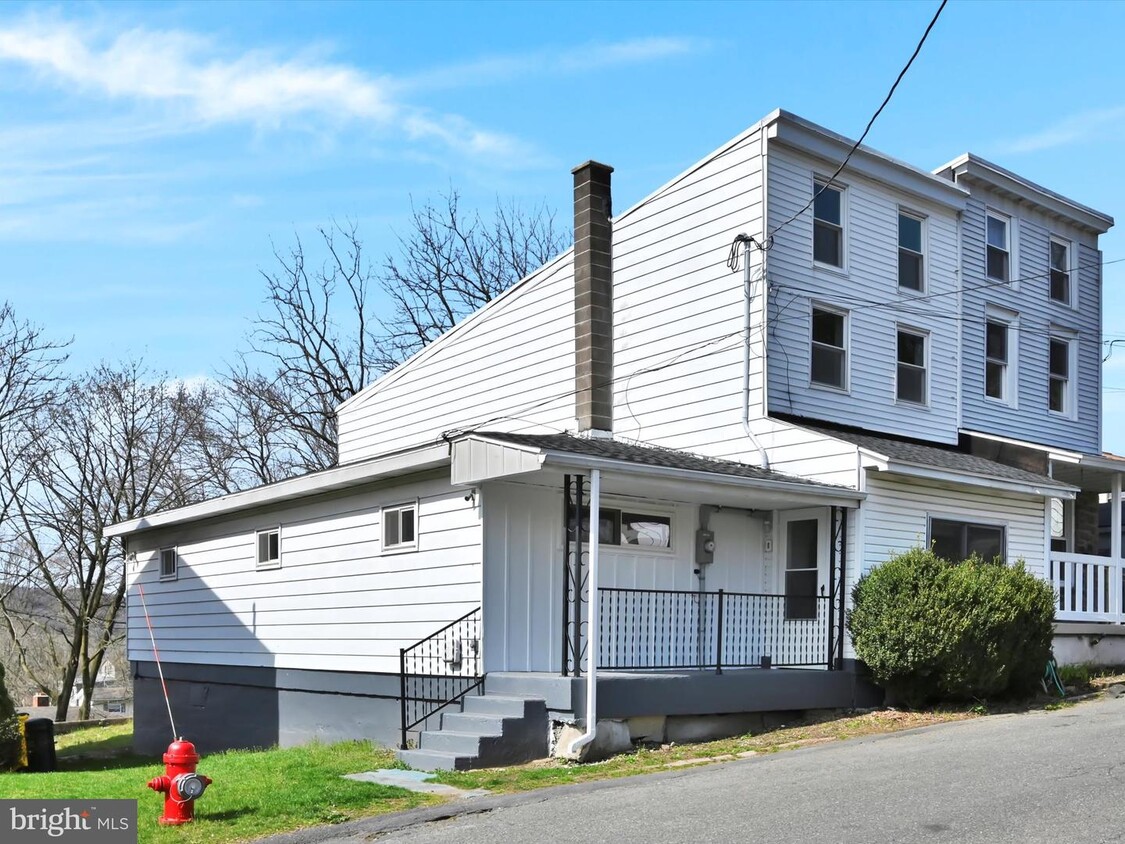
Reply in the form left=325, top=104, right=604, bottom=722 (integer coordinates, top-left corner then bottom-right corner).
left=470, top=432, right=830, bottom=487
left=796, top=423, right=1067, bottom=487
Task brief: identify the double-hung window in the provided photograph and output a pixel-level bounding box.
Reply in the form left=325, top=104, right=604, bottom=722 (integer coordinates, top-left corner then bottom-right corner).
left=1048, top=334, right=1073, bottom=415
left=383, top=502, right=417, bottom=551
left=810, top=306, right=847, bottom=390
left=929, top=518, right=1006, bottom=563
left=986, top=212, right=1010, bottom=282
left=1049, top=237, right=1071, bottom=305
left=985, top=316, right=1013, bottom=402
left=898, top=212, right=924, bottom=291
left=812, top=179, right=844, bottom=268
left=896, top=328, right=927, bottom=405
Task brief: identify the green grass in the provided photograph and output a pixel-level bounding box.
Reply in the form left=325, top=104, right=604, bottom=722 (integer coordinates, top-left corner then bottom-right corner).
left=1, top=724, right=437, bottom=844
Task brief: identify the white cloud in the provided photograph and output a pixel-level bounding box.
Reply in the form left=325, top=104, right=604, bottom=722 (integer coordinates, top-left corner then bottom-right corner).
left=998, top=105, right=1125, bottom=154
left=0, top=13, right=526, bottom=159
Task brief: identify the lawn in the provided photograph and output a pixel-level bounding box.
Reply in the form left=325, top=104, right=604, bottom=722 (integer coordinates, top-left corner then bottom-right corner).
left=1, top=724, right=437, bottom=844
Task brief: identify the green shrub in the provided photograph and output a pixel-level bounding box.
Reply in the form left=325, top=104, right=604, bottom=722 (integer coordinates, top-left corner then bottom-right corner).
left=848, top=547, right=1055, bottom=707
left=0, top=663, right=20, bottom=770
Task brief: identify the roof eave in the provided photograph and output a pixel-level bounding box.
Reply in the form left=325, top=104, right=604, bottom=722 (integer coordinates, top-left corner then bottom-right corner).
left=873, top=458, right=1077, bottom=499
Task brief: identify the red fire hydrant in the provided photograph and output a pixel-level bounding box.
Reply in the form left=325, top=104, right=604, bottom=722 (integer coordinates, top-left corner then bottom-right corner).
left=147, top=738, right=212, bottom=825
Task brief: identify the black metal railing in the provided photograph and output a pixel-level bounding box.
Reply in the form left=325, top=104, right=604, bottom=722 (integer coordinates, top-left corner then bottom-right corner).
left=399, top=607, right=482, bottom=749
left=597, top=588, right=833, bottom=672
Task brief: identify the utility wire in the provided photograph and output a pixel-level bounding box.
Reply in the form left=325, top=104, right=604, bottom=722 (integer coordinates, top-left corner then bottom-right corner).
left=766, top=0, right=949, bottom=245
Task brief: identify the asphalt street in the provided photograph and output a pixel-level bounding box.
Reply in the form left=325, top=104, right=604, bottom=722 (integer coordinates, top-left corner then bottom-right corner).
left=269, top=695, right=1125, bottom=844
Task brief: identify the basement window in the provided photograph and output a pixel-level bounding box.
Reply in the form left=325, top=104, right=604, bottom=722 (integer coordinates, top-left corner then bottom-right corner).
left=567, top=505, right=672, bottom=549
left=160, top=547, right=178, bottom=581
left=383, top=503, right=417, bottom=552
left=256, top=528, right=281, bottom=570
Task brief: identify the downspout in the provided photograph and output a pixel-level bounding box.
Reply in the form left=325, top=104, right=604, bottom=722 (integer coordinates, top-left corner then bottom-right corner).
left=567, top=468, right=601, bottom=757
left=740, top=235, right=770, bottom=469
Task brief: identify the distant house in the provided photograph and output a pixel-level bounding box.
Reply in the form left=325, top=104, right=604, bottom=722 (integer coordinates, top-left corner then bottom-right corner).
left=109, top=109, right=1117, bottom=770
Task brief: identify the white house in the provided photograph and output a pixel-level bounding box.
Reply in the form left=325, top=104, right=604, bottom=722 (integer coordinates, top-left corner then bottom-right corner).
left=108, top=109, right=1118, bottom=770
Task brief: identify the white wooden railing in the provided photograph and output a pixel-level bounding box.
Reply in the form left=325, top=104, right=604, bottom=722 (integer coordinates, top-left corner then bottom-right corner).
left=1049, top=553, right=1125, bottom=623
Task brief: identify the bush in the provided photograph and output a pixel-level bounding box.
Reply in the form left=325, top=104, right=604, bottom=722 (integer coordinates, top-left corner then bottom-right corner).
left=848, top=547, right=1055, bottom=707
left=0, top=663, right=20, bottom=770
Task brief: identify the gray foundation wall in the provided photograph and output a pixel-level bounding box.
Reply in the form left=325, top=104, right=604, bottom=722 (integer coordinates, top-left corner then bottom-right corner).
left=133, top=661, right=402, bottom=756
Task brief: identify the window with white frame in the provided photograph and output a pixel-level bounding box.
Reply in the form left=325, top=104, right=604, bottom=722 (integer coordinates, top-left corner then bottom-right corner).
left=1048, top=334, right=1074, bottom=415
left=1049, top=237, right=1072, bottom=304
left=383, top=503, right=417, bottom=551
left=898, top=212, right=924, bottom=291
left=986, top=212, right=1010, bottom=282
left=160, top=547, right=178, bottom=581
left=810, top=306, right=847, bottom=390
left=985, top=316, right=1013, bottom=402
left=929, top=518, right=1006, bottom=563
left=256, top=527, right=281, bottom=570
left=567, top=504, right=672, bottom=549
left=812, top=179, right=844, bottom=267
left=896, top=328, right=927, bottom=405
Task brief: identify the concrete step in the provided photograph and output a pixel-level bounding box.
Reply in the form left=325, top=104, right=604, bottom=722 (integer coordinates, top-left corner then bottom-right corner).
left=396, top=748, right=473, bottom=772
left=440, top=712, right=507, bottom=734
left=419, top=729, right=497, bottom=755
left=462, top=694, right=544, bottom=718
left=485, top=673, right=581, bottom=712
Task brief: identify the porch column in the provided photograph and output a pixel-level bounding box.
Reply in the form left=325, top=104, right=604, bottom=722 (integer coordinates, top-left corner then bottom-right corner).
left=1113, top=474, right=1122, bottom=623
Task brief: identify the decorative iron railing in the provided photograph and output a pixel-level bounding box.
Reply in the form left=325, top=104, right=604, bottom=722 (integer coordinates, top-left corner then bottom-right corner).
left=399, top=607, right=482, bottom=749
left=598, top=588, right=833, bottom=672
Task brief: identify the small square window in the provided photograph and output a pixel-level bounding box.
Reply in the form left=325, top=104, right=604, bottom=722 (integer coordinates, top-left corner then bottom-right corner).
left=256, top=528, right=281, bottom=570
left=810, top=306, right=847, bottom=389
left=160, top=548, right=178, bottom=581
left=812, top=180, right=844, bottom=268
left=1049, top=238, right=1071, bottom=304
left=898, top=213, right=924, bottom=291
left=383, top=503, right=418, bottom=551
left=986, top=213, right=1010, bottom=282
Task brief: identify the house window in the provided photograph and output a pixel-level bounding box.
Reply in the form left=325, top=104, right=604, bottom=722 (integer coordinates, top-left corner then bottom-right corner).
left=1049, top=335, right=1073, bottom=415
left=785, top=519, right=819, bottom=620
left=568, top=505, right=672, bottom=549
left=896, top=328, right=927, bottom=405
left=985, top=318, right=1011, bottom=401
left=929, top=518, right=1006, bottom=563
left=383, top=503, right=417, bottom=551
left=810, top=306, right=847, bottom=390
left=1049, top=237, right=1071, bottom=304
left=986, top=212, right=1010, bottom=282
left=898, top=212, right=924, bottom=291
left=160, top=548, right=178, bottom=581
left=256, top=528, right=281, bottom=570
left=812, top=179, right=844, bottom=267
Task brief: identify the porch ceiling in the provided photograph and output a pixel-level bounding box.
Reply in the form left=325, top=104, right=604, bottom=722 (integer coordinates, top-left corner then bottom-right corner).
left=1050, top=453, right=1125, bottom=494
left=451, top=432, right=863, bottom=510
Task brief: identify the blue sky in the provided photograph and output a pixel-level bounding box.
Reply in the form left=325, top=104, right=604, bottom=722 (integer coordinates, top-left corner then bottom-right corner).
left=1, top=0, right=1124, bottom=450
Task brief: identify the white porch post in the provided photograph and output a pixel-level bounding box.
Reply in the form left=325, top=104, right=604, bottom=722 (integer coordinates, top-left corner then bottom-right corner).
left=1113, top=474, right=1122, bottom=622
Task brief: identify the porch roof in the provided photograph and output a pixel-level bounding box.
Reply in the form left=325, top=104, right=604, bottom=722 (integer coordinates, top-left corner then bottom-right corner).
left=451, top=432, right=864, bottom=509
left=797, top=423, right=1078, bottom=498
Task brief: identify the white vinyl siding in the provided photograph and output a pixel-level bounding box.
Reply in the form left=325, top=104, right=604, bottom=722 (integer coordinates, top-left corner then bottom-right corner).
left=958, top=197, right=1100, bottom=453
left=336, top=253, right=578, bottom=463
left=766, top=146, right=960, bottom=444
left=126, top=474, right=481, bottom=675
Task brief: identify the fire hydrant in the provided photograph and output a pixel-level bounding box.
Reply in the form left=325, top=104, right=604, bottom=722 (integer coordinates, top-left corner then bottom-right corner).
left=147, top=738, right=212, bottom=825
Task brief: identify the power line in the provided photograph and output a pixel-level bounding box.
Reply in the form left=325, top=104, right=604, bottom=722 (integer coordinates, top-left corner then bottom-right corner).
left=766, top=0, right=949, bottom=244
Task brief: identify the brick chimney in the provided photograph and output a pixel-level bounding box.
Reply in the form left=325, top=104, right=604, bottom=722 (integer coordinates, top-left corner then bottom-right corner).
left=572, top=161, right=614, bottom=434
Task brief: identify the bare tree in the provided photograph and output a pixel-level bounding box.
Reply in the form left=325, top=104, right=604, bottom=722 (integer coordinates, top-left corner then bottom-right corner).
left=0, top=361, right=212, bottom=720
left=216, top=192, right=567, bottom=488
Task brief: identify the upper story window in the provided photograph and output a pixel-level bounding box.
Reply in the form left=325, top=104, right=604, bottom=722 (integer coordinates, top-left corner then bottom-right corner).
left=986, top=212, right=1010, bottom=282
left=1048, top=334, right=1074, bottom=416
left=985, top=317, right=1013, bottom=403
left=383, top=502, right=417, bottom=551
left=160, top=547, right=178, bottom=581
left=810, top=305, right=847, bottom=390
left=256, top=527, right=281, bottom=570
left=1049, top=237, right=1072, bottom=305
left=896, top=328, right=928, bottom=405
left=812, top=179, right=844, bottom=268
left=898, top=212, right=924, bottom=291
